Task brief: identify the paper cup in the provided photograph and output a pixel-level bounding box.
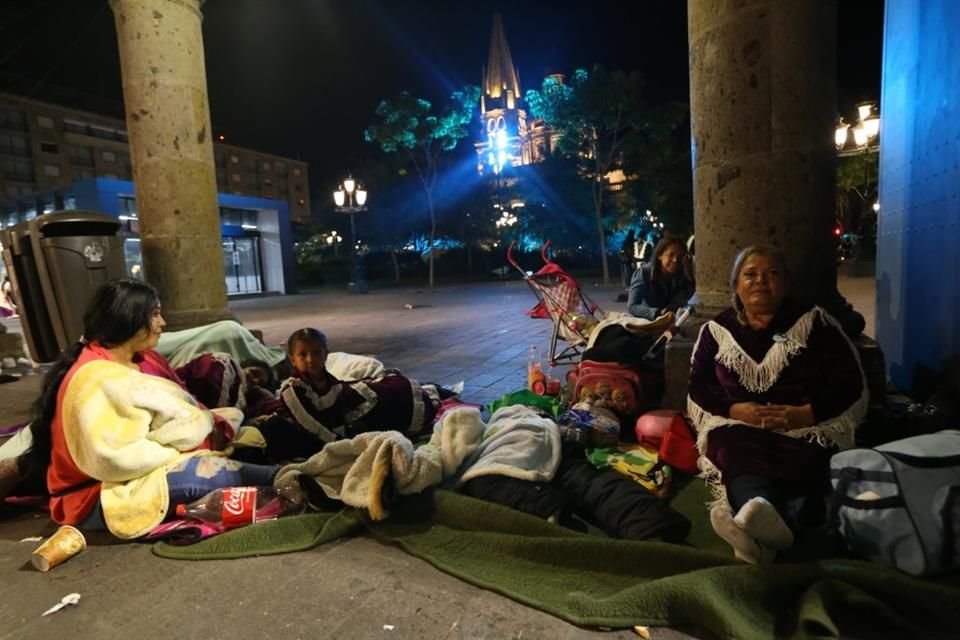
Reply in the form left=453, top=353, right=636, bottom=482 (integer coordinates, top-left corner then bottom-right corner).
left=32, top=525, right=86, bottom=572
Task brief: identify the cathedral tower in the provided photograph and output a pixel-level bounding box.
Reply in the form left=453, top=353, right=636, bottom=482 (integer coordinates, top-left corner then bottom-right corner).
left=475, top=14, right=551, bottom=174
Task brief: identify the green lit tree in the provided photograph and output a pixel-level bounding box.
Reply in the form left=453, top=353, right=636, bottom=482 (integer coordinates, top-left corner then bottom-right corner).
left=526, top=67, right=651, bottom=284
left=365, top=86, right=481, bottom=287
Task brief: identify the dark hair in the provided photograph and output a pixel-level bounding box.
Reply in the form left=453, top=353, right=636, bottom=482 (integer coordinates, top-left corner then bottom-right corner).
left=729, top=244, right=789, bottom=324
left=21, top=279, right=160, bottom=482
left=286, top=328, right=328, bottom=354
left=241, top=358, right=277, bottom=390
left=650, top=236, right=686, bottom=285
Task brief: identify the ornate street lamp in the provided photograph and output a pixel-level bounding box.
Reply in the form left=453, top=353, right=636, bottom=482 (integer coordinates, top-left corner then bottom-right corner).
left=835, top=101, right=881, bottom=266
left=332, top=173, right=369, bottom=293
left=836, top=101, right=880, bottom=154
left=325, top=230, right=342, bottom=256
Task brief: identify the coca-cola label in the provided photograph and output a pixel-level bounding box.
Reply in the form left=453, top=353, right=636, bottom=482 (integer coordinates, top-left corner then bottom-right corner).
left=221, top=487, right=257, bottom=529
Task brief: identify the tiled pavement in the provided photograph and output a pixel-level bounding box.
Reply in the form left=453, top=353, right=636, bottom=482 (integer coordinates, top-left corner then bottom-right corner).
left=230, top=280, right=578, bottom=406
left=0, top=278, right=875, bottom=640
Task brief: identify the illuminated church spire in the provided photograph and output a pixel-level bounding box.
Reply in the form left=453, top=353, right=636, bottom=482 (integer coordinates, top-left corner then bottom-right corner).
left=475, top=12, right=552, bottom=175
left=483, top=13, right=521, bottom=102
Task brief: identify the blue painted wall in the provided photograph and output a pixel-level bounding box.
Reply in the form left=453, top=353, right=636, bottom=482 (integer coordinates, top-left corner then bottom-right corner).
left=877, top=0, right=960, bottom=389
left=70, top=178, right=296, bottom=294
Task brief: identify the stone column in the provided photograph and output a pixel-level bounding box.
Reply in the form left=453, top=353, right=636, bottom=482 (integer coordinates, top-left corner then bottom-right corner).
left=662, top=0, right=864, bottom=408
left=110, top=0, right=230, bottom=329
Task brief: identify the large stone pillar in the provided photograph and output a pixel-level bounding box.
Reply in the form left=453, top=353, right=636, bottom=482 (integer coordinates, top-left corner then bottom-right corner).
left=663, top=0, right=864, bottom=408
left=110, top=0, right=230, bottom=329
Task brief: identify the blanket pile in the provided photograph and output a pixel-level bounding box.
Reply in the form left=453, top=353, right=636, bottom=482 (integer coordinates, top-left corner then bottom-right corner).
left=273, top=405, right=561, bottom=521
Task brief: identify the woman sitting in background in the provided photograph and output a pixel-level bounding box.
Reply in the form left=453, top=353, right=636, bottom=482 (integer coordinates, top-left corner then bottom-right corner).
left=687, top=245, right=867, bottom=563
left=627, top=236, right=694, bottom=320
left=17, top=280, right=277, bottom=539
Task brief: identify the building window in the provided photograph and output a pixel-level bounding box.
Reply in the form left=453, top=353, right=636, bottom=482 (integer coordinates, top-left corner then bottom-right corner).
left=277, top=178, right=288, bottom=192
left=74, top=168, right=95, bottom=180
left=293, top=168, right=301, bottom=177
left=102, top=150, right=117, bottom=163
left=118, top=196, right=137, bottom=216
left=214, top=151, right=225, bottom=167
left=262, top=162, right=271, bottom=171
left=275, top=161, right=287, bottom=175
left=0, top=108, right=27, bottom=131
left=230, top=155, right=239, bottom=164
left=294, top=183, right=303, bottom=192
left=43, top=164, right=62, bottom=177
left=40, top=141, right=58, bottom=154
left=37, top=115, right=55, bottom=129
left=90, top=125, right=119, bottom=141
left=69, top=145, right=94, bottom=166
left=298, top=199, right=305, bottom=205
left=263, top=177, right=273, bottom=186
left=103, top=173, right=118, bottom=179
left=2, top=158, right=34, bottom=181
left=0, top=133, right=30, bottom=157
left=243, top=157, right=256, bottom=171
left=232, top=173, right=241, bottom=183
left=63, top=120, right=87, bottom=135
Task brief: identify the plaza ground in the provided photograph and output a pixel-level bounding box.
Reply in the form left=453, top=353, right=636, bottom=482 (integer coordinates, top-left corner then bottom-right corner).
left=0, top=276, right=875, bottom=639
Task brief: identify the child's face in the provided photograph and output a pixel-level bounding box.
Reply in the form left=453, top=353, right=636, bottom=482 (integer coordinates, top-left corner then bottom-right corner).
left=289, top=338, right=328, bottom=379
left=244, top=365, right=271, bottom=388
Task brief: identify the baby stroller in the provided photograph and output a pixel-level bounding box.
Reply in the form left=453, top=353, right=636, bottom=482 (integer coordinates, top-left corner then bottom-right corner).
left=507, top=241, right=606, bottom=365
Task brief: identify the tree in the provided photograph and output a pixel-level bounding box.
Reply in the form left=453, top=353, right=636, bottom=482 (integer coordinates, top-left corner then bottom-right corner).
left=526, top=67, right=646, bottom=284
left=620, top=101, right=693, bottom=234
left=365, top=86, right=481, bottom=287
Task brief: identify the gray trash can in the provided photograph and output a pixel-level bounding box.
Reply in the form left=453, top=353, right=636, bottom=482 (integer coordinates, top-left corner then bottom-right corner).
left=0, top=211, right=126, bottom=362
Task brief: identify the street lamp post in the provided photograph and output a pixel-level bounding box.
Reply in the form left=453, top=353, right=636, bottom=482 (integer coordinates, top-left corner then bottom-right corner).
left=333, top=174, right=369, bottom=293
left=325, top=230, right=342, bottom=257
left=835, top=102, right=881, bottom=266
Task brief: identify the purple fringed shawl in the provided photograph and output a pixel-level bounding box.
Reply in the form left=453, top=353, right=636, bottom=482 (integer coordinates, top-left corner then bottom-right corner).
left=686, top=300, right=867, bottom=497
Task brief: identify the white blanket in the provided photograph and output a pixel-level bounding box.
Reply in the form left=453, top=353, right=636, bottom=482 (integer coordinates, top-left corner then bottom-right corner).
left=585, top=311, right=671, bottom=349
left=324, top=352, right=385, bottom=381
left=432, top=405, right=562, bottom=487
left=274, top=404, right=562, bottom=520
left=274, top=431, right=442, bottom=521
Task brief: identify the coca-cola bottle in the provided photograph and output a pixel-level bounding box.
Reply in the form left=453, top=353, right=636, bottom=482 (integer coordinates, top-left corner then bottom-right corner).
left=175, top=486, right=299, bottom=530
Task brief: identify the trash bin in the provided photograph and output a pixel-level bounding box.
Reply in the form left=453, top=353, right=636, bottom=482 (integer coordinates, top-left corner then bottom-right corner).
left=0, top=211, right=126, bottom=362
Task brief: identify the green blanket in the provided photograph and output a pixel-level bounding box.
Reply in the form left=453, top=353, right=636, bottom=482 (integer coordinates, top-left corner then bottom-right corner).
left=154, top=483, right=960, bottom=639
left=157, top=320, right=287, bottom=368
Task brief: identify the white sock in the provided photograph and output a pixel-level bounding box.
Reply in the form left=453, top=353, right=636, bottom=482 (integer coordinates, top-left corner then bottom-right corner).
left=734, top=497, right=794, bottom=551
left=710, top=506, right=775, bottom=565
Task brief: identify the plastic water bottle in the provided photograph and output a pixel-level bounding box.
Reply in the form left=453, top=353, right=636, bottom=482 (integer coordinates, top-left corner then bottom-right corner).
left=175, top=487, right=297, bottom=530
left=527, top=345, right=546, bottom=394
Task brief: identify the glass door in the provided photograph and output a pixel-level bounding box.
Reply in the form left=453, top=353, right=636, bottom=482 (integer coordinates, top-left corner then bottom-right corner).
left=222, top=237, right=262, bottom=295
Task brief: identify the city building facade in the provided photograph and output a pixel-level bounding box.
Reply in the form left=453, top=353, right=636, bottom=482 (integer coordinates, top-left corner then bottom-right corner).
left=0, top=92, right=306, bottom=296
left=0, top=92, right=310, bottom=222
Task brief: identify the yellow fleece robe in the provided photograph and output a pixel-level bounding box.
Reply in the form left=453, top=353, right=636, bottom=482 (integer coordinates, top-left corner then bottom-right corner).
left=61, top=359, right=220, bottom=539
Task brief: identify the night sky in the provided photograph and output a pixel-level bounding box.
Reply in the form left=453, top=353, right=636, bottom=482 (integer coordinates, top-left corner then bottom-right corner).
left=0, top=0, right=883, bottom=205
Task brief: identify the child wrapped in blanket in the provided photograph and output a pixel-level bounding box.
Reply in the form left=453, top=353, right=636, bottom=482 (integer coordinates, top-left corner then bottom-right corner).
left=251, top=328, right=442, bottom=462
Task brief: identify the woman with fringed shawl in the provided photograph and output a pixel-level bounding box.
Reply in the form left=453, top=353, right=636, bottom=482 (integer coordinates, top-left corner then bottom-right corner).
left=686, top=245, right=867, bottom=564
